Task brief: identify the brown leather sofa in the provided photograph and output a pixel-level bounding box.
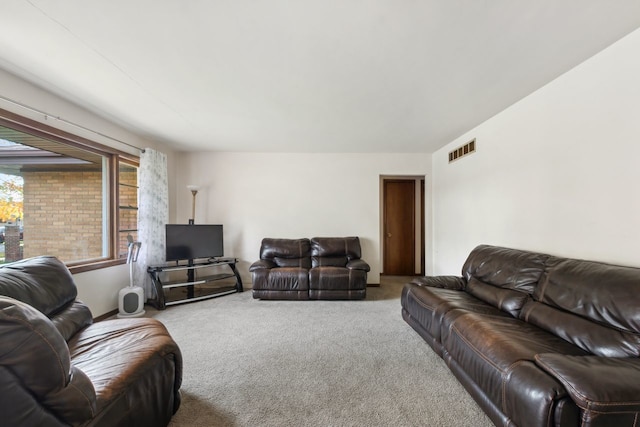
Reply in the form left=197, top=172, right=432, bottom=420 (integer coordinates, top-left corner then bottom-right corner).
left=401, top=244, right=640, bottom=427
left=0, top=256, right=183, bottom=427
left=250, top=237, right=369, bottom=300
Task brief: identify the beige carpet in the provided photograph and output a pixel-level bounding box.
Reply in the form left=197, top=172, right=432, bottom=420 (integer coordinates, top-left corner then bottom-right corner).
left=148, top=277, right=493, bottom=427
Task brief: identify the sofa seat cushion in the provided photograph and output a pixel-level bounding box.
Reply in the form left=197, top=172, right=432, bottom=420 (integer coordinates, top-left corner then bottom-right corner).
left=402, top=284, right=506, bottom=345
left=68, top=318, right=182, bottom=425
left=252, top=267, right=309, bottom=291
left=309, top=267, right=366, bottom=290
left=308, top=266, right=366, bottom=300
left=251, top=266, right=310, bottom=300
left=443, top=312, right=587, bottom=416
left=536, top=354, right=640, bottom=421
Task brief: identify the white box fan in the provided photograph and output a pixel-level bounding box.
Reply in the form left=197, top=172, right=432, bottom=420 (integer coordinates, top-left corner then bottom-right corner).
left=117, top=235, right=145, bottom=318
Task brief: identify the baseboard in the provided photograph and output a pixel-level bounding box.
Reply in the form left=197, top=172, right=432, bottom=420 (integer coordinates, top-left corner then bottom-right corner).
left=367, top=283, right=380, bottom=287
left=94, top=309, right=118, bottom=322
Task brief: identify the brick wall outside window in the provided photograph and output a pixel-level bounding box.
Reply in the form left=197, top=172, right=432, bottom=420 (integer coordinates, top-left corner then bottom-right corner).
left=23, top=170, right=103, bottom=262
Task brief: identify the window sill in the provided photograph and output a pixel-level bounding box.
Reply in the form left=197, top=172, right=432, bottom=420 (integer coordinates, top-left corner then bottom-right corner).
left=68, top=258, right=126, bottom=274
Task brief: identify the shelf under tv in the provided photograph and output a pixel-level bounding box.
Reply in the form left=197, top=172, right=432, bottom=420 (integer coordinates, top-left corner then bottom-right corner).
left=147, top=257, right=243, bottom=309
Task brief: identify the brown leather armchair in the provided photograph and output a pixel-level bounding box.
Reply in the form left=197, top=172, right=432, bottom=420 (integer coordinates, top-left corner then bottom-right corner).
left=0, top=256, right=182, bottom=427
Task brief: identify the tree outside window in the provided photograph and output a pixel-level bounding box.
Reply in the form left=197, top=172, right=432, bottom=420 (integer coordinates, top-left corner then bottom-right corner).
left=0, top=174, right=23, bottom=224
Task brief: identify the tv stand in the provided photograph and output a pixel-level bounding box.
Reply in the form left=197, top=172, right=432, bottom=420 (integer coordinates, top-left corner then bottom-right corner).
left=147, top=257, right=243, bottom=310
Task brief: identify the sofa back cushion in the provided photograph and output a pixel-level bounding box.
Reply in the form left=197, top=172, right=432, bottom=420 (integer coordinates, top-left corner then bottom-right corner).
left=0, top=256, right=77, bottom=317
left=462, top=245, right=549, bottom=317
left=260, top=238, right=311, bottom=268
left=526, top=257, right=640, bottom=356
left=0, top=256, right=93, bottom=340
left=520, top=300, right=640, bottom=357
left=311, top=237, right=361, bottom=268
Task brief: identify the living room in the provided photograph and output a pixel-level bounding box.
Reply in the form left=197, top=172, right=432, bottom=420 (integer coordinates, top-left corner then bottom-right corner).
left=1, top=2, right=640, bottom=426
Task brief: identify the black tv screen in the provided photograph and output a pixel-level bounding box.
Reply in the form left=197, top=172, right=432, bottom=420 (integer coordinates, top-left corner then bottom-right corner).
left=165, top=224, right=224, bottom=261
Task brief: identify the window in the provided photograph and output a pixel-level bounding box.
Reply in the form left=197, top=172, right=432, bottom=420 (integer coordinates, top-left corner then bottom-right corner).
left=118, top=160, right=139, bottom=259
left=0, top=108, right=138, bottom=272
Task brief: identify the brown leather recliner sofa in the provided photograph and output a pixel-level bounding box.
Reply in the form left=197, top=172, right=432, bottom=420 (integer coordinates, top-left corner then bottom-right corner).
left=250, top=237, right=370, bottom=300
left=0, top=256, right=183, bottom=427
left=401, top=244, right=640, bottom=427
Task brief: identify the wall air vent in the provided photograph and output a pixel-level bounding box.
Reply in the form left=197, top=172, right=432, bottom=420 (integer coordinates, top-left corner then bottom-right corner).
left=448, top=138, right=476, bottom=163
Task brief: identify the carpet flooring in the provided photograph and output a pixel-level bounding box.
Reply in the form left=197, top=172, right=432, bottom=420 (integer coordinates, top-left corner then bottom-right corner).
left=148, top=277, right=493, bottom=427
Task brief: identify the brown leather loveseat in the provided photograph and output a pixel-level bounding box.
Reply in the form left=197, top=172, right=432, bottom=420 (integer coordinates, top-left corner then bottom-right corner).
left=250, top=237, right=370, bottom=300
left=0, top=256, right=183, bottom=427
left=401, top=244, right=640, bottom=427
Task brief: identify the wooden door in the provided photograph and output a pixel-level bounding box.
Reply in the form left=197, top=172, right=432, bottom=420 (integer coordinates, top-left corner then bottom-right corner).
left=420, top=178, right=425, bottom=275
left=383, top=179, right=415, bottom=275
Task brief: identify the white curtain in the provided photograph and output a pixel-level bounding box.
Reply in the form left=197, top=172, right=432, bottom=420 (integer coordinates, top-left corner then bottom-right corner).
left=134, top=148, right=169, bottom=300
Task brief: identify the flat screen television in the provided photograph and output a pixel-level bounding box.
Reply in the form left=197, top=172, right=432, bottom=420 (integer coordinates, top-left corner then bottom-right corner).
left=165, top=224, right=224, bottom=262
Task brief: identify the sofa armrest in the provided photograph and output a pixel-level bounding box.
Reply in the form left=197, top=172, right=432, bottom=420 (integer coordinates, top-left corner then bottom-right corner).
left=346, top=259, right=370, bottom=272
left=51, top=300, right=93, bottom=342
left=535, top=354, right=640, bottom=415
left=409, top=276, right=465, bottom=290
left=249, top=259, right=276, bottom=272
left=0, top=297, right=97, bottom=425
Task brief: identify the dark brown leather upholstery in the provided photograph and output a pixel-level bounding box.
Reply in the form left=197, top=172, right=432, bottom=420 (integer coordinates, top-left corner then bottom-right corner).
left=250, top=237, right=370, bottom=300
left=401, top=245, right=640, bottom=427
left=250, top=238, right=312, bottom=300
left=309, top=237, right=369, bottom=300
left=0, top=256, right=182, bottom=427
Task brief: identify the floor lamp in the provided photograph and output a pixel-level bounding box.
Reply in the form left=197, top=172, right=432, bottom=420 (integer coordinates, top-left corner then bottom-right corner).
left=187, top=185, right=199, bottom=225
left=185, top=185, right=200, bottom=296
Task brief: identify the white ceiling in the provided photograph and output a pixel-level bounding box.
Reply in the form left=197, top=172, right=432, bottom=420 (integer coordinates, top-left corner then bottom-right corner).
left=1, top=1, right=639, bottom=153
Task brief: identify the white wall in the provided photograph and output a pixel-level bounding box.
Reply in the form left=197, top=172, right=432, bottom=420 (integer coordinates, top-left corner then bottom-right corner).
left=176, top=152, right=431, bottom=285
left=0, top=67, right=178, bottom=317
left=432, top=28, right=640, bottom=274
left=8, top=24, right=636, bottom=312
